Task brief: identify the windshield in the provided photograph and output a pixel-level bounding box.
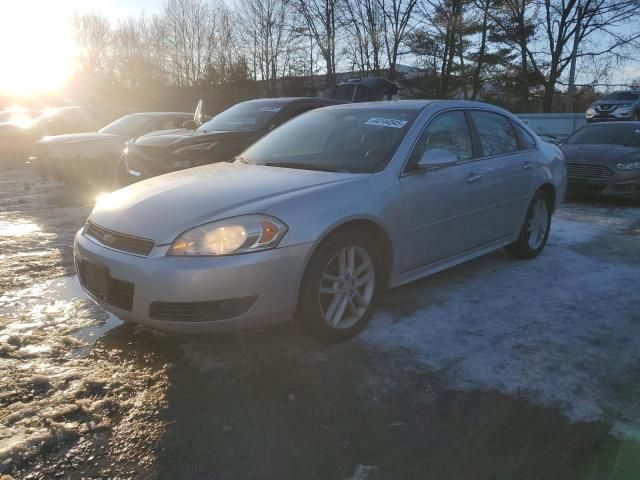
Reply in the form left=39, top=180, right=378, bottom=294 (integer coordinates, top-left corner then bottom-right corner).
left=99, top=114, right=150, bottom=136
left=601, top=91, right=640, bottom=101
left=240, top=108, right=418, bottom=173
left=198, top=101, right=282, bottom=133
left=566, top=124, right=640, bottom=147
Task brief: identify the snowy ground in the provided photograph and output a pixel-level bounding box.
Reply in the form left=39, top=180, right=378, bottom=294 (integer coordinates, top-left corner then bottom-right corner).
left=363, top=201, right=640, bottom=439
left=1, top=167, right=639, bottom=479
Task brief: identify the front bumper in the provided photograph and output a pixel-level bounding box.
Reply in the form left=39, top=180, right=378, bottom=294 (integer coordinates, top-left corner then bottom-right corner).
left=74, top=231, right=313, bottom=333
left=567, top=170, right=640, bottom=197
left=586, top=109, right=635, bottom=122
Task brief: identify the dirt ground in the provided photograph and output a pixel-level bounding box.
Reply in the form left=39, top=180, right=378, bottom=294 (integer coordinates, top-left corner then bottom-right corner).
left=1, top=167, right=640, bottom=480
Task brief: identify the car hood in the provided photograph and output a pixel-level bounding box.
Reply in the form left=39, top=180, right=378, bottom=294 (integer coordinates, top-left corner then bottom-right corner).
left=592, top=100, right=635, bottom=107
left=133, top=128, right=252, bottom=150
left=39, top=132, right=122, bottom=144
left=561, top=144, right=638, bottom=165
left=90, top=162, right=362, bottom=244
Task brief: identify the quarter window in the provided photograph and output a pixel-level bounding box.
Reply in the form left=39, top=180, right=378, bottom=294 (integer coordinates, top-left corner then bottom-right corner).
left=513, top=122, right=537, bottom=150
left=470, top=111, right=518, bottom=156
left=409, top=111, right=473, bottom=167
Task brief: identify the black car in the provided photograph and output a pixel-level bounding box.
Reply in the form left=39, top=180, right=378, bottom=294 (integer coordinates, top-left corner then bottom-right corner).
left=562, top=121, right=640, bottom=197
left=0, top=106, right=136, bottom=166
left=35, top=112, right=193, bottom=189
left=116, top=97, right=342, bottom=185
left=322, top=77, right=398, bottom=102
left=586, top=90, right=640, bottom=123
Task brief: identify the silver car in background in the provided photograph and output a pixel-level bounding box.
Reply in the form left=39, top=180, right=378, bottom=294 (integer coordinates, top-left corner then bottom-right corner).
left=74, top=101, right=566, bottom=341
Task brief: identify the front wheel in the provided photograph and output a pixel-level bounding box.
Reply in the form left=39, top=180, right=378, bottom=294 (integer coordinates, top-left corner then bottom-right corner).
left=297, top=230, right=382, bottom=341
left=506, top=191, right=552, bottom=259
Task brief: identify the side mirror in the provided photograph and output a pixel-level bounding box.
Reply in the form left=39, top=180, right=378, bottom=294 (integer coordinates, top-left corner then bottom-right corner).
left=417, top=148, right=458, bottom=170
left=194, top=99, right=204, bottom=127
left=182, top=120, right=197, bottom=130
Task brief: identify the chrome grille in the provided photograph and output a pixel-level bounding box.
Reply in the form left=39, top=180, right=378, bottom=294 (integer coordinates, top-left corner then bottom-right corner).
left=85, top=222, right=154, bottom=256
left=566, top=163, right=614, bottom=179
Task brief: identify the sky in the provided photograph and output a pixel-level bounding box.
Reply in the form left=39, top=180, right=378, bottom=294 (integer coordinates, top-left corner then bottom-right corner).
left=0, top=0, right=637, bottom=98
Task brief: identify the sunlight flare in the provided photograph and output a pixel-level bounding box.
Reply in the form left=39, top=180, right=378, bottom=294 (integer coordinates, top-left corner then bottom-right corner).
left=0, top=2, right=77, bottom=96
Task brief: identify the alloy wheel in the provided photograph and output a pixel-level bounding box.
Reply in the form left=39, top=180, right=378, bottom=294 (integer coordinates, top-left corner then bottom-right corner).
left=527, top=198, right=549, bottom=250
left=318, top=245, right=375, bottom=329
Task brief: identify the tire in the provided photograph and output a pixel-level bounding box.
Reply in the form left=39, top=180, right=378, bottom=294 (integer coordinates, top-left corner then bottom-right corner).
left=297, top=230, right=383, bottom=342
left=506, top=191, right=552, bottom=259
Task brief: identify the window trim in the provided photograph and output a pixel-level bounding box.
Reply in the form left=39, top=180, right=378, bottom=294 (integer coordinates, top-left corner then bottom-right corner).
left=466, top=108, right=523, bottom=159
left=511, top=120, right=538, bottom=152
left=401, top=108, right=479, bottom=176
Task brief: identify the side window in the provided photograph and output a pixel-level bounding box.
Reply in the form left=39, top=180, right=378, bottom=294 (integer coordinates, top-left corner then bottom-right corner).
left=159, top=119, right=178, bottom=130
left=470, top=111, right=518, bottom=156
left=513, top=122, right=537, bottom=150
left=409, top=111, right=473, bottom=167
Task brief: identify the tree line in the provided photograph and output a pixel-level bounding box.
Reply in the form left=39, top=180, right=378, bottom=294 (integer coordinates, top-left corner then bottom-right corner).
left=72, top=0, right=640, bottom=113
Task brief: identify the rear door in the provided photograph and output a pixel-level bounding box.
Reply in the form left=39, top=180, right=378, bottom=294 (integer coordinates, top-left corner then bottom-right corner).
left=467, top=110, right=537, bottom=238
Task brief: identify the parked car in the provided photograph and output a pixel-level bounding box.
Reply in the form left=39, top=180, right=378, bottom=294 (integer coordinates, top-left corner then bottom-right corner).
left=586, top=89, right=640, bottom=123
left=75, top=100, right=565, bottom=341
left=0, top=108, right=41, bottom=125
left=35, top=112, right=193, bottom=190
left=114, top=97, right=342, bottom=186
left=322, top=77, right=399, bottom=102
left=0, top=106, right=136, bottom=165
left=562, top=121, right=640, bottom=197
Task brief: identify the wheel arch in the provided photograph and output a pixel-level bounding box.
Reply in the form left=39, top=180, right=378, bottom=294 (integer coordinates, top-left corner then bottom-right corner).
left=537, top=182, right=556, bottom=212
left=299, top=217, right=395, bottom=291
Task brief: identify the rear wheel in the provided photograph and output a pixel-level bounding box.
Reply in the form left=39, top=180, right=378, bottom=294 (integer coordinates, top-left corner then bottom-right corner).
left=297, top=230, right=381, bottom=341
left=506, top=191, right=552, bottom=259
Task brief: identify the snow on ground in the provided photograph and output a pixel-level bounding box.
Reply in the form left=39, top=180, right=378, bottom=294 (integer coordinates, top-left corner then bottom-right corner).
left=362, top=202, right=640, bottom=439
left=0, top=277, right=168, bottom=473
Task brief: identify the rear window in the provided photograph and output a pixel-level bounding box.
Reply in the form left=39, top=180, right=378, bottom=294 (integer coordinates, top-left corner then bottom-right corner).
left=566, top=124, right=640, bottom=147
left=198, top=101, right=284, bottom=133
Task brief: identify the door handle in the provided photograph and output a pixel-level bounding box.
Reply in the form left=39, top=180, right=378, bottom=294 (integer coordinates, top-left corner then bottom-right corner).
left=466, top=173, right=483, bottom=183
left=523, top=161, right=535, bottom=170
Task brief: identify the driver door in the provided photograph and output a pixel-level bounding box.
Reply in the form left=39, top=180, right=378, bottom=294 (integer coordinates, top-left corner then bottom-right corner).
left=400, top=110, right=494, bottom=272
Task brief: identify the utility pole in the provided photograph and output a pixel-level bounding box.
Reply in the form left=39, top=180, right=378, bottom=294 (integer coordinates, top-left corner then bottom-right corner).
left=566, top=4, right=583, bottom=113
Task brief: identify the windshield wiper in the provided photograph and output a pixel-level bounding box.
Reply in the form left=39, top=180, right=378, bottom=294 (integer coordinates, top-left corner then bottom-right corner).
left=264, top=161, right=343, bottom=172
left=235, top=156, right=255, bottom=165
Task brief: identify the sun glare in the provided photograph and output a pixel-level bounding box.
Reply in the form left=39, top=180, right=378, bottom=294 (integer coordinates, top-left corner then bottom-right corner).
left=0, top=2, right=77, bottom=96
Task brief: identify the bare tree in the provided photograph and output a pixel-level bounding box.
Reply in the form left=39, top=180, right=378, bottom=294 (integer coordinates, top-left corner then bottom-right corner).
left=343, top=0, right=385, bottom=75
left=296, top=0, right=340, bottom=86
left=526, top=0, right=640, bottom=112
left=73, top=13, right=115, bottom=80
left=239, top=0, right=295, bottom=94
left=379, top=0, right=420, bottom=79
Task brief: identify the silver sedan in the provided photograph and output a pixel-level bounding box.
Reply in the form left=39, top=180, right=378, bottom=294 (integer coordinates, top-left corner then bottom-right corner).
left=74, top=100, right=566, bottom=341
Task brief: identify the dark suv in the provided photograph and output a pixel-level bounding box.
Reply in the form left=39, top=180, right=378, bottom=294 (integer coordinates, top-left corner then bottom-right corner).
left=586, top=90, right=640, bottom=123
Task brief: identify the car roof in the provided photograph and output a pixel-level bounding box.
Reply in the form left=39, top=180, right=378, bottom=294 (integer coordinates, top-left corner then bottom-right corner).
left=312, top=99, right=512, bottom=113
left=126, top=112, right=193, bottom=118
left=239, top=97, right=343, bottom=107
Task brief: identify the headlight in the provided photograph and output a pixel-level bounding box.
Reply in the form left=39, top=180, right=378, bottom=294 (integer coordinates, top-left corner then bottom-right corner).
left=586, top=108, right=596, bottom=118
left=616, top=160, right=640, bottom=170
left=168, top=214, right=288, bottom=256
left=123, top=146, right=128, bottom=155
left=616, top=107, right=630, bottom=115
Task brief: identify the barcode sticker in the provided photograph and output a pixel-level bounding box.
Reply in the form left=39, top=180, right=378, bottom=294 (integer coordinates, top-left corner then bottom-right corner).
left=365, top=117, right=408, bottom=128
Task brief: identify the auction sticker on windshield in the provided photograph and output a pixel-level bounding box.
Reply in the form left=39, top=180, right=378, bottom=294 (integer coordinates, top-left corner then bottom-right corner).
left=365, top=117, right=408, bottom=128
